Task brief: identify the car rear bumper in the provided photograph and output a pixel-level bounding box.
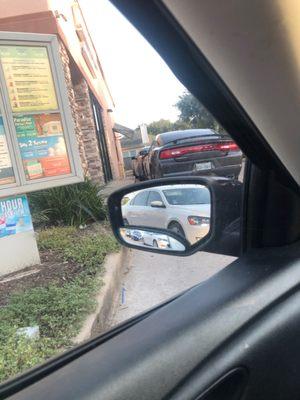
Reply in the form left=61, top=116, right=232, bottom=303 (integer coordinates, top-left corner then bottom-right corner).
left=157, top=152, right=242, bottom=179
left=161, top=164, right=241, bottom=179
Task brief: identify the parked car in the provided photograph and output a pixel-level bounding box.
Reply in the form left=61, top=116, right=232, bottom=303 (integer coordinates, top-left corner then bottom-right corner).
left=131, top=230, right=143, bottom=241
left=122, top=184, right=211, bottom=244
left=132, top=146, right=150, bottom=180
left=143, top=129, right=242, bottom=180
left=143, top=231, right=170, bottom=249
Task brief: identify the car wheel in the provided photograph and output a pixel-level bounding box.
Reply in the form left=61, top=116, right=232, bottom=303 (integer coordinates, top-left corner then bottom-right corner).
left=168, top=221, right=186, bottom=239
left=153, top=239, right=158, bottom=247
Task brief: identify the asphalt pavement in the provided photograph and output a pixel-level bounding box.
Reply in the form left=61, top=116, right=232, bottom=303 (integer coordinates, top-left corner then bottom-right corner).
left=110, top=248, right=235, bottom=326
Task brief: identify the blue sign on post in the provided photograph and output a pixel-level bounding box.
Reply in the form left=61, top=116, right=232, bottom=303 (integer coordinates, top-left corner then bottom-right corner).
left=0, top=194, right=33, bottom=238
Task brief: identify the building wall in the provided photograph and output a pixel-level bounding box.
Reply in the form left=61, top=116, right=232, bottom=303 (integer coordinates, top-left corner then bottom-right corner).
left=0, top=0, right=125, bottom=183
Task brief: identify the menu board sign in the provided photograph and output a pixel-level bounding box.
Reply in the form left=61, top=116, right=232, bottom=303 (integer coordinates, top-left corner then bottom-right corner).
left=0, top=46, right=58, bottom=112
left=0, top=117, right=15, bottom=185
left=14, top=113, right=71, bottom=180
left=0, top=33, right=83, bottom=196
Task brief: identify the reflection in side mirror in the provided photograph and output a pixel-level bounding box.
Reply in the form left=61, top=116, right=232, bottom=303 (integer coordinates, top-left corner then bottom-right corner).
left=121, top=183, right=211, bottom=246
left=119, top=228, right=186, bottom=252
left=150, top=200, right=165, bottom=208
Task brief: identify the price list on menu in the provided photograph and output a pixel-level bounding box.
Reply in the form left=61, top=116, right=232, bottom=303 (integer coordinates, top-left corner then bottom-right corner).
left=0, top=46, right=58, bottom=112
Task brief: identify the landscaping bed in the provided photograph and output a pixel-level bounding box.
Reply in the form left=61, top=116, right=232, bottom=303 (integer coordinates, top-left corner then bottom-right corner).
left=0, top=223, right=119, bottom=383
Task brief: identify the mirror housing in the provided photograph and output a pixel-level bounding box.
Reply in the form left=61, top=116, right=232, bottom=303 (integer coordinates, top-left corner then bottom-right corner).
left=108, top=177, right=242, bottom=257
left=150, top=200, right=165, bottom=208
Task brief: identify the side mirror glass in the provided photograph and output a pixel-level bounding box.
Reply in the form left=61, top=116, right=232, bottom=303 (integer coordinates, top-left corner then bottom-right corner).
left=119, top=228, right=186, bottom=252
left=112, top=181, right=211, bottom=254
left=108, top=177, right=242, bottom=257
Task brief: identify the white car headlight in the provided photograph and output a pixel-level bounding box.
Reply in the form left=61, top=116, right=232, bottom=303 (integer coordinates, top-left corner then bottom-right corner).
left=187, top=216, right=210, bottom=225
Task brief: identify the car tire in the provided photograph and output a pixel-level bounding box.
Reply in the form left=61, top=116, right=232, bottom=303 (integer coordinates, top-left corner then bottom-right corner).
left=168, top=221, right=186, bottom=239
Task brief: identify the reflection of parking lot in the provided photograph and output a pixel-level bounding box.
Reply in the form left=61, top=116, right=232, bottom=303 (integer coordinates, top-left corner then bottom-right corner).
left=120, top=228, right=185, bottom=251
left=122, top=184, right=211, bottom=246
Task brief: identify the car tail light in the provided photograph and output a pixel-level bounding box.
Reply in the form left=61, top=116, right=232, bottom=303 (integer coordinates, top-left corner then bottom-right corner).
left=159, top=141, right=239, bottom=159
left=188, top=216, right=210, bottom=225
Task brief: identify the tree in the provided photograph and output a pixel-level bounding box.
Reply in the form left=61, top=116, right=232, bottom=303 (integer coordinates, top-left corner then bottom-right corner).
left=147, top=119, right=174, bottom=136
left=144, top=91, right=223, bottom=139
left=175, top=92, right=223, bottom=132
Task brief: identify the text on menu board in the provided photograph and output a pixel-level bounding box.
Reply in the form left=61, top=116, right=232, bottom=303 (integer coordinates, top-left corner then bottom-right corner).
left=14, top=113, right=71, bottom=180
left=0, top=46, right=58, bottom=112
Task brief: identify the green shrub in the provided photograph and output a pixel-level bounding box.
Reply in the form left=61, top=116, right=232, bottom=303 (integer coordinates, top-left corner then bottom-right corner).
left=37, top=226, right=77, bottom=251
left=28, top=178, right=107, bottom=227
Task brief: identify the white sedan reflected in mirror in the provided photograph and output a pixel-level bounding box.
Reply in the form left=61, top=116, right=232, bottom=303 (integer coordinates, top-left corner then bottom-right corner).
left=121, top=184, right=211, bottom=247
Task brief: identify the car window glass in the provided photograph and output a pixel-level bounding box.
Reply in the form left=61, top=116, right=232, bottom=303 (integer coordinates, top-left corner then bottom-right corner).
left=147, top=191, right=164, bottom=205
left=132, top=191, right=149, bottom=206
left=0, top=0, right=244, bottom=386
left=163, top=187, right=210, bottom=205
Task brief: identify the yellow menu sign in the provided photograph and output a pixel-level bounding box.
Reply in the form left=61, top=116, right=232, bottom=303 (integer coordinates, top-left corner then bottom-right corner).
left=0, top=46, right=58, bottom=112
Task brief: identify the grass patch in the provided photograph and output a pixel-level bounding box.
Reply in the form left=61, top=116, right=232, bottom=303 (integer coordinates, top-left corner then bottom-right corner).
left=0, top=225, right=119, bottom=383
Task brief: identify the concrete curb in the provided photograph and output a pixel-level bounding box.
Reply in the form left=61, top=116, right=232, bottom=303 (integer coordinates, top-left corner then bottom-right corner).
left=73, top=247, right=129, bottom=344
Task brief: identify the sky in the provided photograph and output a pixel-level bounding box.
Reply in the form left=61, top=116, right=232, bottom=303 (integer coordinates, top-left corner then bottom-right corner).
left=80, top=0, right=186, bottom=129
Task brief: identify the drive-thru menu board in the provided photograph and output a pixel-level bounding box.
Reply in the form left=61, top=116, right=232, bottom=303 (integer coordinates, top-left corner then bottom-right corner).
left=0, top=32, right=82, bottom=196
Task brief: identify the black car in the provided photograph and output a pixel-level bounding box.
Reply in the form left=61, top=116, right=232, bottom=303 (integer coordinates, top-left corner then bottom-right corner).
left=132, top=146, right=150, bottom=180
left=143, top=129, right=242, bottom=179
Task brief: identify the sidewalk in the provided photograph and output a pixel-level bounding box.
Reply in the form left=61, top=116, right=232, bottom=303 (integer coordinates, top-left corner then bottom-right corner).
left=100, top=175, right=135, bottom=199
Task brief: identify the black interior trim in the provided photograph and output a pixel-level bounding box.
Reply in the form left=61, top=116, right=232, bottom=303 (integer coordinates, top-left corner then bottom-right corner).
left=110, top=0, right=298, bottom=190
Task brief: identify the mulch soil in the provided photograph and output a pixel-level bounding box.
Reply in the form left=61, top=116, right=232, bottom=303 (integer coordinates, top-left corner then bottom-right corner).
left=0, top=223, right=111, bottom=307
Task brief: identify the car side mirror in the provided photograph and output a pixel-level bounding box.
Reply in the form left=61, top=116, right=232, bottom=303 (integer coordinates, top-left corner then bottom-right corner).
left=108, top=177, right=242, bottom=257
left=150, top=200, right=165, bottom=208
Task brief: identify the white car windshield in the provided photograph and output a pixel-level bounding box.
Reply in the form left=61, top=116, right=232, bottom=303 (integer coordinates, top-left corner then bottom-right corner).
left=163, top=188, right=210, bottom=205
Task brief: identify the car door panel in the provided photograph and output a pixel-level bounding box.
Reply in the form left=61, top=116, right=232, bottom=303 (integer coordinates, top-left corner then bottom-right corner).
left=7, top=242, right=300, bottom=400
left=146, top=191, right=168, bottom=228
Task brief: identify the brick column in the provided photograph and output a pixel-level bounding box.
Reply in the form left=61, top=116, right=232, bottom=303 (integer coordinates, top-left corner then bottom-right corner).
left=72, top=78, right=104, bottom=184
left=58, top=40, right=104, bottom=184
left=58, top=40, right=89, bottom=178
